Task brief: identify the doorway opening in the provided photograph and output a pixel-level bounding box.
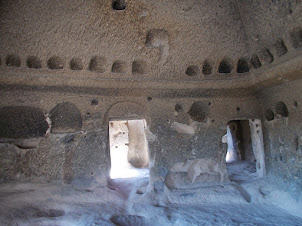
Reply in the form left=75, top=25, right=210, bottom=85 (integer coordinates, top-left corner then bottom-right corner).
left=223, top=119, right=265, bottom=182
left=109, top=119, right=149, bottom=179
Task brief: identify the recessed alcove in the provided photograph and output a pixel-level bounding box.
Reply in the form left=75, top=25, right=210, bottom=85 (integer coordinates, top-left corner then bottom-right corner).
left=6, top=54, right=21, bottom=67
left=250, top=54, right=262, bottom=69
left=69, top=58, right=84, bottom=70
left=273, top=39, right=288, bottom=57
left=26, top=56, right=42, bottom=69
left=47, top=56, right=64, bottom=69
left=259, top=48, right=274, bottom=65
left=290, top=27, right=302, bottom=49
left=112, top=61, right=127, bottom=73
left=112, top=0, right=126, bottom=11
left=186, top=65, right=199, bottom=76
left=202, top=60, right=212, bottom=75
left=275, top=101, right=289, bottom=118
left=132, top=60, right=148, bottom=75
left=219, top=59, right=232, bottom=74
left=89, top=56, right=106, bottom=73
left=237, top=58, right=249, bottom=73
left=265, top=109, right=274, bottom=121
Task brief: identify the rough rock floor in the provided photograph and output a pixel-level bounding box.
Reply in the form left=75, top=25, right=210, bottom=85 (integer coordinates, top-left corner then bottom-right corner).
left=0, top=163, right=301, bottom=225
left=0, top=178, right=301, bottom=226
left=226, top=160, right=258, bottom=183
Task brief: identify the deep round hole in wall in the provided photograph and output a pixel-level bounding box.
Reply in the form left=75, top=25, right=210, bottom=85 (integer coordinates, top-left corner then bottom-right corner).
left=91, top=99, right=98, bottom=105
left=202, top=60, right=212, bottom=75
left=294, top=101, right=298, bottom=108
left=211, top=119, right=215, bottom=123
left=236, top=107, right=241, bottom=112
left=86, top=112, right=91, bottom=116
left=27, top=56, right=42, bottom=69
left=89, top=56, right=106, bottom=73
left=132, top=60, right=148, bottom=75
left=70, top=58, right=84, bottom=70
left=47, top=56, right=64, bottom=69
left=175, top=103, right=182, bottom=112
left=147, top=97, right=152, bottom=102
left=237, top=58, right=250, bottom=73
left=188, top=101, right=209, bottom=122
left=208, top=102, right=212, bottom=106
left=6, top=54, right=21, bottom=67
left=112, top=60, right=127, bottom=73
left=112, top=0, right=126, bottom=10
left=219, top=59, right=232, bottom=73
left=186, top=65, right=199, bottom=76
left=275, top=101, right=289, bottom=118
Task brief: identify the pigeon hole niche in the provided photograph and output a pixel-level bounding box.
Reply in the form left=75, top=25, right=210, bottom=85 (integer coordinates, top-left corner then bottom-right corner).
left=223, top=119, right=266, bottom=182
left=109, top=119, right=149, bottom=179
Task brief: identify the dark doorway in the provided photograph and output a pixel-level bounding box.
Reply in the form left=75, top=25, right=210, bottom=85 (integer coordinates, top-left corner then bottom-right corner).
left=223, top=119, right=265, bottom=182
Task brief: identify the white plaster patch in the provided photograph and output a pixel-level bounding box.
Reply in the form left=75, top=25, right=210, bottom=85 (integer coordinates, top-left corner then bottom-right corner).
left=171, top=122, right=195, bottom=135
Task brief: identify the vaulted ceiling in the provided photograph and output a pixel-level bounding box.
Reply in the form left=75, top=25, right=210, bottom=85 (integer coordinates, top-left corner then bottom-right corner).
left=0, top=0, right=301, bottom=93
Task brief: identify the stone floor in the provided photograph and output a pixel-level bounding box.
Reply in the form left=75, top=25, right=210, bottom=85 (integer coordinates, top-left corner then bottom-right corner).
left=226, top=160, right=258, bottom=183
left=0, top=179, right=301, bottom=225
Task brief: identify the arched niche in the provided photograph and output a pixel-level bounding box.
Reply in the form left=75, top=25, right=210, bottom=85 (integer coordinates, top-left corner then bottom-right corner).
left=103, top=101, right=150, bottom=126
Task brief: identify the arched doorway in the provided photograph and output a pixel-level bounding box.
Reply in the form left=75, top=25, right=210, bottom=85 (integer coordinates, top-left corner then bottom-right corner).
left=109, top=119, right=149, bottom=179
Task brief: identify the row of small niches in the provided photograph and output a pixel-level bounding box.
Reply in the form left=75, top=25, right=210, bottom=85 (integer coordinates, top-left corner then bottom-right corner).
left=0, top=54, right=251, bottom=76
left=1, top=55, right=148, bottom=75
left=1, top=27, right=301, bottom=77
left=186, top=36, right=300, bottom=77
left=187, top=26, right=302, bottom=76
